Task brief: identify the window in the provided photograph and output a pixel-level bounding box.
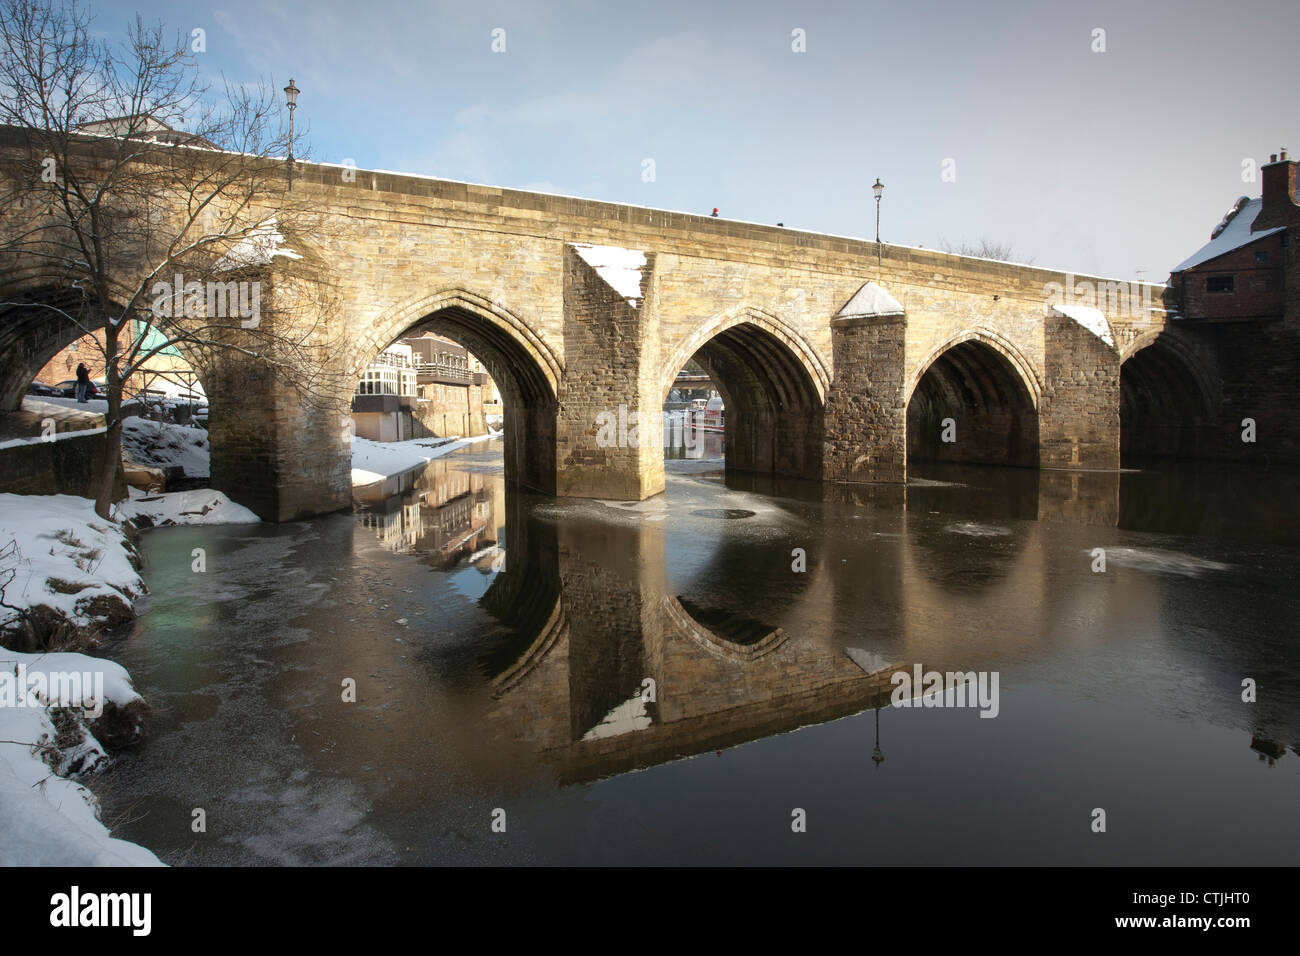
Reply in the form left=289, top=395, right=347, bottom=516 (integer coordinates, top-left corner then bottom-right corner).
left=1206, top=275, right=1235, bottom=294
left=1255, top=250, right=1269, bottom=264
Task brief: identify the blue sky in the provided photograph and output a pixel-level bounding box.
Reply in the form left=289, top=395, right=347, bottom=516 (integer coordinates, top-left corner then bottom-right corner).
left=98, top=0, right=1299, bottom=279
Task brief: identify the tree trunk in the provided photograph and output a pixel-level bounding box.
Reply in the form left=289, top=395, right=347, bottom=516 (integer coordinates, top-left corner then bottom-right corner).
left=94, top=418, right=123, bottom=520
left=94, top=326, right=123, bottom=520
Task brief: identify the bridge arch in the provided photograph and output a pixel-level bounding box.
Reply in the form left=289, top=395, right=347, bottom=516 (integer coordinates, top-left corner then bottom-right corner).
left=906, top=329, right=1041, bottom=468
left=660, top=307, right=827, bottom=481
left=360, top=288, right=560, bottom=494
left=0, top=279, right=210, bottom=412
left=660, top=306, right=830, bottom=405
left=1119, top=329, right=1217, bottom=461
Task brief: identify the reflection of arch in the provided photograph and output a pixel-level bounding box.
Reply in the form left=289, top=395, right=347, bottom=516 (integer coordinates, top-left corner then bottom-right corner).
left=906, top=331, right=1040, bottom=468
left=362, top=288, right=560, bottom=494
left=664, top=596, right=787, bottom=663
left=661, top=307, right=827, bottom=480
left=490, top=598, right=565, bottom=696
left=1120, top=331, right=1216, bottom=461
left=479, top=492, right=563, bottom=685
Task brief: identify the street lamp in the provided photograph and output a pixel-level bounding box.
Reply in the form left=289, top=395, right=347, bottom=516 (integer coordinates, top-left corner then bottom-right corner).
left=872, top=177, right=884, bottom=270
left=872, top=703, right=884, bottom=767
left=284, top=78, right=300, bottom=190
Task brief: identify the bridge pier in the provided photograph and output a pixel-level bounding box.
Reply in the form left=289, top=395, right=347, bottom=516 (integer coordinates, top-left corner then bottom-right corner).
left=823, top=309, right=909, bottom=483
left=1039, top=310, right=1121, bottom=468
left=555, top=245, right=665, bottom=500
left=206, top=352, right=352, bottom=522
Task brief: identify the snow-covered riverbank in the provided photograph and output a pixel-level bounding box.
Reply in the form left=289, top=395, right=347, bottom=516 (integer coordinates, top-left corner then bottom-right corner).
left=0, top=648, right=162, bottom=865
left=0, top=485, right=258, bottom=865
left=0, top=495, right=163, bottom=865
left=0, top=426, right=502, bottom=864
left=1, top=494, right=145, bottom=639
left=350, top=432, right=500, bottom=485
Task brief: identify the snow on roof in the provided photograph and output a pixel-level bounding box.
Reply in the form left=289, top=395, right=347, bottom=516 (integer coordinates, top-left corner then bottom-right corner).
left=835, top=281, right=905, bottom=319
left=1173, top=198, right=1285, bottom=272
left=214, top=218, right=304, bottom=271
left=1050, top=303, right=1114, bottom=347
left=569, top=242, right=646, bottom=306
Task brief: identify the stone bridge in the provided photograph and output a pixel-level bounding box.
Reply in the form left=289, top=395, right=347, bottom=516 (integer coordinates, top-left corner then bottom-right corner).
left=5, top=134, right=1279, bottom=521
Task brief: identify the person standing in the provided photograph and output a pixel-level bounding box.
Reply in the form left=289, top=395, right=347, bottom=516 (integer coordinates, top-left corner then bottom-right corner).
left=75, top=362, right=90, bottom=402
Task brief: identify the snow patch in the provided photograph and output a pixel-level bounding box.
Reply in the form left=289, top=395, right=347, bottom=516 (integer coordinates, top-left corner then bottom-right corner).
left=0, top=495, right=144, bottom=634
left=836, top=281, right=905, bottom=319
left=0, top=426, right=107, bottom=451
left=1172, top=197, right=1284, bottom=272
left=115, top=489, right=260, bottom=527
left=350, top=433, right=499, bottom=485
left=845, top=647, right=892, bottom=675
left=945, top=521, right=1011, bottom=537
left=121, top=418, right=210, bottom=478
left=215, top=218, right=303, bottom=271
left=1093, top=547, right=1229, bottom=577
left=0, top=649, right=161, bottom=866
left=23, top=394, right=108, bottom=416
left=1050, top=303, right=1115, bottom=347
left=581, top=694, right=651, bottom=740
left=569, top=243, right=646, bottom=306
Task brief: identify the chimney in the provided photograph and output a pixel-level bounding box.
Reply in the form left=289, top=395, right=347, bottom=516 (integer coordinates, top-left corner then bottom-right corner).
left=1252, top=147, right=1300, bottom=231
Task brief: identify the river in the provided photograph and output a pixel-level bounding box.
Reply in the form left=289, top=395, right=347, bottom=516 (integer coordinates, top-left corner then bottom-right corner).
left=98, top=438, right=1300, bottom=864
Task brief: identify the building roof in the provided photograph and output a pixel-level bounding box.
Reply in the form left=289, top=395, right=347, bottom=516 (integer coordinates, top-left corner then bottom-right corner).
left=835, top=281, right=905, bottom=319
left=1172, top=197, right=1285, bottom=272
left=76, top=113, right=220, bottom=149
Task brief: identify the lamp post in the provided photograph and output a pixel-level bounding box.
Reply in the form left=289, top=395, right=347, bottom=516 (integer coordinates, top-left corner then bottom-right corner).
left=284, top=78, right=300, bottom=191
left=872, top=703, right=884, bottom=767
left=872, top=177, right=884, bottom=271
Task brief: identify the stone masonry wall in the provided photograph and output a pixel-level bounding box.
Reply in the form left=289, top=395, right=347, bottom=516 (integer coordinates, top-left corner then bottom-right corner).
left=824, top=315, right=908, bottom=482
left=1040, top=312, right=1121, bottom=468
left=556, top=246, right=663, bottom=499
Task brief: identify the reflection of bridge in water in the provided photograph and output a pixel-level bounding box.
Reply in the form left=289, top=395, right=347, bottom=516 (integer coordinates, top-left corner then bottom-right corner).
left=354, top=458, right=502, bottom=569
left=347, top=453, right=1300, bottom=786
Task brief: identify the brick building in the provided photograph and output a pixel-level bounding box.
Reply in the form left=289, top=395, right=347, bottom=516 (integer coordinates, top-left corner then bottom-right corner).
left=351, top=342, right=418, bottom=441
left=1160, top=148, right=1300, bottom=462
left=350, top=334, right=496, bottom=441
left=404, top=334, right=492, bottom=438
left=34, top=324, right=203, bottom=399
left=1168, top=149, right=1299, bottom=322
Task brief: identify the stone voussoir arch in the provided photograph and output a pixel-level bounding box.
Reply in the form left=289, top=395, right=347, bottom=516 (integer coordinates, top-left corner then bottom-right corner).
left=0, top=272, right=213, bottom=410
left=904, top=327, right=1043, bottom=410
left=1118, top=325, right=1221, bottom=411
left=356, top=287, right=563, bottom=399
left=659, top=305, right=831, bottom=404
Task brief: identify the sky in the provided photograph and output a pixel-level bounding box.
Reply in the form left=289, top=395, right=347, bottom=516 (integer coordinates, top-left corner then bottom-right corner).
left=93, top=0, right=1300, bottom=280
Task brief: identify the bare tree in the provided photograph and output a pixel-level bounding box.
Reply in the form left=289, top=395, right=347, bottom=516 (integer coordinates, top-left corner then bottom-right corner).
left=940, top=236, right=1034, bottom=265
left=0, top=0, right=337, bottom=519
